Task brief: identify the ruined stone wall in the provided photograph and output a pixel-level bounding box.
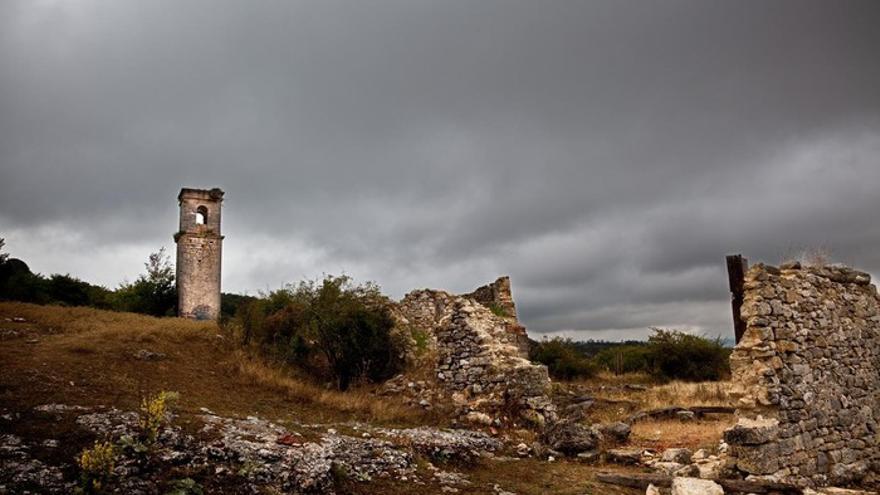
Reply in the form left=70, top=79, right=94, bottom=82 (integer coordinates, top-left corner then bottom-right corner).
left=462, top=276, right=529, bottom=355
left=395, top=281, right=556, bottom=426
left=463, top=276, right=518, bottom=320
left=726, top=262, right=880, bottom=487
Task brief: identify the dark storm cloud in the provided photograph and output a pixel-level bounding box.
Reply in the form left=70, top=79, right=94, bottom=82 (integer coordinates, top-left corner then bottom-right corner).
left=2, top=0, right=879, bottom=340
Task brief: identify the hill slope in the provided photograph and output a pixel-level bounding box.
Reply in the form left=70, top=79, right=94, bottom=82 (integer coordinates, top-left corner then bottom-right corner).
left=0, top=302, right=638, bottom=494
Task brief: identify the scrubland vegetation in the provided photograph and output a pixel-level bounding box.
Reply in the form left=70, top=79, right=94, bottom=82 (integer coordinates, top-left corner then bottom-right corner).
left=231, top=274, right=406, bottom=390
left=530, top=328, right=731, bottom=383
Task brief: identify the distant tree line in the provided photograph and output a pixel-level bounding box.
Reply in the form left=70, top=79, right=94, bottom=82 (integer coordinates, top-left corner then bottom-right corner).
left=529, top=328, right=731, bottom=382
left=0, top=238, right=253, bottom=320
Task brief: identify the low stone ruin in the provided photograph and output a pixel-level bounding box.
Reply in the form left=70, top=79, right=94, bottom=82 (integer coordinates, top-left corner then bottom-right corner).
left=392, top=276, right=557, bottom=427
left=725, top=261, right=880, bottom=487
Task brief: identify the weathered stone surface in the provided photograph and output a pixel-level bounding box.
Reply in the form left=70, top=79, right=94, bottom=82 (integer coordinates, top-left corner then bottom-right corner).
left=175, top=187, right=224, bottom=320
left=3, top=404, right=504, bottom=494
left=660, top=448, right=693, bottom=464
left=804, top=488, right=880, bottom=495
left=727, top=262, right=880, bottom=487
left=393, top=281, right=556, bottom=426
left=597, top=421, right=631, bottom=444
left=542, top=421, right=602, bottom=455
left=652, top=461, right=685, bottom=475
left=724, top=417, right=779, bottom=445
left=604, top=448, right=643, bottom=465
left=670, top=477, right=723, bottom=495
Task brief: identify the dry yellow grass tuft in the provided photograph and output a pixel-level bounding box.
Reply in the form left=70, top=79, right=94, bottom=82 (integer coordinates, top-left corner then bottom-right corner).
left=631, top=418, right=732, bottom=451
left=227, top=349, right=429, bottom=424
left=584, top=374, right=734, bottom=411
left=634, top=380, right=733, bottom=410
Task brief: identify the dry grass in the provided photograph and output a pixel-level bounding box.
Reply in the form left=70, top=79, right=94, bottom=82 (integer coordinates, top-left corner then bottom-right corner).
left=228, top=349, right=429, bottom=424
left=631, top=419, right=732, bottom=451
left=0, top=301, right=214, bottom=337
left=577, top=373, right=734, bottom=410
left=557, top=373, right=736, bottom=450
left=619, top=380, right=733, bottom=410
left=0, top=301, right=425, bottom=426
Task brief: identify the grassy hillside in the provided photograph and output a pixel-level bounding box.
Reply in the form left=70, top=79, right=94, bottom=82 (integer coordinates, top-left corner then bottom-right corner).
left=0, top=301, right=424, bottom=425
left=0, top=302, right=650, bottom=495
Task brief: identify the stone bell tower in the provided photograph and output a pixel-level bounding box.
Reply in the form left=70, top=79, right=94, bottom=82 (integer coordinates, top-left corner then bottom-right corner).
left=174, top=187, right=224, bottom=320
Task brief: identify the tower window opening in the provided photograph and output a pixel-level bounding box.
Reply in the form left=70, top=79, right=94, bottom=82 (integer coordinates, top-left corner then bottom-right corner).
left=195, top=206, right=208, bottom=225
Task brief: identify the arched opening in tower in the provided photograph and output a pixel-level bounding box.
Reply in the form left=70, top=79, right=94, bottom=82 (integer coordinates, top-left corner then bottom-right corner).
left=195, top=206, right=208, bottom=225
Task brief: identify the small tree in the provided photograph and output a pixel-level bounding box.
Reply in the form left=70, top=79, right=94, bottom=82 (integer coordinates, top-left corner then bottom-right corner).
left=114, top=248, right=177, bottom=316
left=298, top=275, right=402, bottom=390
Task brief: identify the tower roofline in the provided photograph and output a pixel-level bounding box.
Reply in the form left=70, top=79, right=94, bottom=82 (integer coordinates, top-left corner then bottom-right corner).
left=178, top=187, right=224, bottom=201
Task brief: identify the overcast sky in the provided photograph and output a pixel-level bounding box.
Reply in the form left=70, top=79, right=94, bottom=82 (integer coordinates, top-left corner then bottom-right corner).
left=2, top=1, right=879, bottom=340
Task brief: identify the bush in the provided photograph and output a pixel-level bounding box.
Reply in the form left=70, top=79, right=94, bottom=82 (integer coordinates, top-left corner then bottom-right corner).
left=529, top=337, right=598, bottom=380
left=644, top=328, right=730, bottom=381
left=139, top=390, right=179, bottom=444
left=593, top=343, right=652, bottom=375
left=113, top=248, right=177, bottom=316
left=236, top=275, right=405, bottom=390
left=76, top=441, right=116, bottom=493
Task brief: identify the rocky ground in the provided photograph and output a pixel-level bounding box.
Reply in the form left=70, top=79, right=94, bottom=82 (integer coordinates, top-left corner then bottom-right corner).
left=1, top=402, right=511, bottom=494
left=2, top=302, right=877, bottom=494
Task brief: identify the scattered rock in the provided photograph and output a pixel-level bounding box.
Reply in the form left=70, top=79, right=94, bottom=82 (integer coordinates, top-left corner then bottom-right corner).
left=660, top=448, right=692, bottom=464
left=723, top=417, right=778, bottom=445
left=575, top=450, right=600, bottom=463
left=675, top=410, right=695, bottom=422
left=275, top=433, right=302, bottom=446
left=379, top=426, right=502, bottom=462
left=542, top=421, right=602, bottom=455
left=645, top=483, right=662, bottom=495
left=133, top=349, right=167, bottom=361
left=670, top=477, right=723, bottom=495
left=465, top=411, right=493, bottom=426
left=604, top=448, right=642, bottom=465
left=597, top=421, right=631, bottom=444
left=652, top=461, right=685, bottom=475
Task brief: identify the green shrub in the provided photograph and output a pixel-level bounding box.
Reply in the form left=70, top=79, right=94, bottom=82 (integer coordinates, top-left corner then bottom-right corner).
left=488, top=303, right=510, bottom=318
left=139, top=390, right=179, bottom=444
left=235, top=275, right=405, bottom=390
left=112, top=248, right=176, bottom=316
left=529, top=337, right=598, bottom=380
left=644, top=328, right=730, bottom=381
left=593, top=343, right=652, bottom=375
left=76, top=441, right=116, bottom=493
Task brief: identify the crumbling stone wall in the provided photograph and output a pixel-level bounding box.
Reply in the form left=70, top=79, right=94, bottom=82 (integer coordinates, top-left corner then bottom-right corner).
left=394, top=279, right=556, bottom=426
left=463, top=276, right=518, bottom=321
left=726, top=262, right=880, bottom=487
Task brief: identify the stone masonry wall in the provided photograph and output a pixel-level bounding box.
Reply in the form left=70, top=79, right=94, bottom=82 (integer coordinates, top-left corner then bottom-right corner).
left=726, top=262, right=880, bottom=487
left=395, top=280, right=556, bottom=427
left=463, top=276, right=518, bottom=321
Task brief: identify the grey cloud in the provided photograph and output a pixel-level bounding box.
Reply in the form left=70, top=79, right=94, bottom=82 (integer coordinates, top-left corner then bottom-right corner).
left=2, top=0, right=879, bottom=340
